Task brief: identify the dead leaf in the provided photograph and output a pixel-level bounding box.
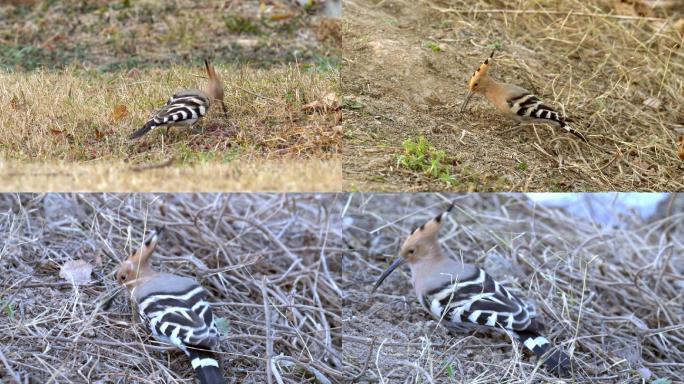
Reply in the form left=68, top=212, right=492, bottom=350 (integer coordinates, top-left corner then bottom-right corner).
left=93, top=250, right=103, bottom=267
left=678, top=136, right=684, bottom=160
left=611, top=0, right=652, bottom=17
left=9, top=95, right=20, bottom=110
left=270, top=12, right=295, bottom=21
left=40, top=33, right=66, bottom=50
left=126, top=68, right=141, bottom=78
left=302, top=92, right=340, bottom=113
left=323, top=92, right=340, bottom=110
left=674, top=19, right=684, bottom=36
left=643, top=97, right=661, bottom=110
left=59, top=260, right=93, bottom=285
left=112, top=105, right=128, bottom=122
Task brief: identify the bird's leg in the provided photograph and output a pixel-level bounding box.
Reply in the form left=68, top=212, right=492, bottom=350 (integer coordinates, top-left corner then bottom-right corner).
left=501, top=122, right=523, bottom=135
left=191, top=122, right=205, bottom=135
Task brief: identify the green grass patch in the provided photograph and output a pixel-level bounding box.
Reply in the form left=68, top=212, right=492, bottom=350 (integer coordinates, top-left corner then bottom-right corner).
left=423, top=41, right=442, bottom=52
left=342, top=97, right=364, bottom=110
left=486, top=39, right=503, bottom=51
left=1, top=300, right=14, bottom=318
left=224, top=14, right=262, bottom=35
left=517, top=161, right=528, bottom=172
left=445, top=361, right=456, bottom=382
left=397, top=136, right=456, bottom=186
left=0, top=1, right=335, bottom=71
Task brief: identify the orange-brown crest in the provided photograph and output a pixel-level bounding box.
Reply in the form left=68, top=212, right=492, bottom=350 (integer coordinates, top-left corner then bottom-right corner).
left=116, top=230, right=159, bottom=288
left=204, top=59, right=228, bottom=117
left=467, top=50, right=496, bottom=91
left=398, top=203, right=454, bottom=262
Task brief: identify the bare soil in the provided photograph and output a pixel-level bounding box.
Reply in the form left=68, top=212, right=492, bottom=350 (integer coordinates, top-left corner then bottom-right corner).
left=342, top=0, right=684, bottom=192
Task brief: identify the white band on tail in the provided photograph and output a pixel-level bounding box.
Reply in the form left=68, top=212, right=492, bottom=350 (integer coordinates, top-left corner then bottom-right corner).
left=523, top=336, right=549, bottom=351
left=191, top=357, right=219, bottom=369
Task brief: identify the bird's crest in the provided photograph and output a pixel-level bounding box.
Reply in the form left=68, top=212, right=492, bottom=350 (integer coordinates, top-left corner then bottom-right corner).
left=399, top=203, right=454, bottom=260
left=116, top=228, right=162, bottom=287
left=467, top=50, right=496, bottom=90
left=204, top=59, right=228, bottom=117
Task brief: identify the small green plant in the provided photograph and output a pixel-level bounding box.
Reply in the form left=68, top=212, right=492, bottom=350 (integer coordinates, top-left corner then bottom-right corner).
left=224, top=14, right=261, bottom=35
left=445, top=361, right=456, bottom=381
left=517, top=161, right=527, bottom=172
left=397, top=136, right=456, bottom=186
left=486, top=40, right=502, bottom=51
left=1, top=301, right=14, bottom=318
left=423, top=41, right=442, bottom=52
left=342, top=97, right=364, bottom=110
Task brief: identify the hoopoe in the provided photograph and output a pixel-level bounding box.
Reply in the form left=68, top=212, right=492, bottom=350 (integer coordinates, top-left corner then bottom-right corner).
left=116, top=229, right=224, bottom=384
left=460, top=51, right=587, bottom=142
left=129, top=60, right=228, bottom=140
left=372, top=204, right=571, bottom=376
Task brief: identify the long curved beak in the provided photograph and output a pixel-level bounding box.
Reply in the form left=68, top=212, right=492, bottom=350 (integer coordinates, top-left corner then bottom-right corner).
left=371, top=257, right=406, bottom=293
left=460, top=91, right=474, bottom=113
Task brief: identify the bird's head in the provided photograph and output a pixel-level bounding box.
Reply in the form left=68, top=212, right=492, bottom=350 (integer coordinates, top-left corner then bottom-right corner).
left=205, top=59, right=228, bottom=118
left=461, top=50, right=496, bottom=113
left=372, top=203, right=453, bottom=293
left=116, top=229, right=161, bottom=289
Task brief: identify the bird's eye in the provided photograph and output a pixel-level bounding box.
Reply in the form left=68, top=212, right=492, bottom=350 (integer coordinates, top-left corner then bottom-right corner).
left=474, top=82, right=479, bottom=86
left=408, top=248, right=415, bottom=255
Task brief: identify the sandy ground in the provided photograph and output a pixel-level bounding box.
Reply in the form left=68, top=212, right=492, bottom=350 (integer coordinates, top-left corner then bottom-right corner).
left=0, top=159, right=342, bottom=192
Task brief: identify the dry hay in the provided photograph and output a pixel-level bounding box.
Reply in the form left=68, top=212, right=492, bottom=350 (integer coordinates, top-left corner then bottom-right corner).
left=342, top=0, right=684, bottom=191
left=0, top=193, right=344, bottom=383
left=342, top=193, right=684, bottom=382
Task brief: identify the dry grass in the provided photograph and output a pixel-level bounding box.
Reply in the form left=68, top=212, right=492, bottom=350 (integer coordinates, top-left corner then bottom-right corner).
left=342, top=193, right=683, bottom=382
left=0, top=63, right=341, bottom=163
left=0, top=193, right=344, bottom=383
left=0, top=0, right=341, bottom=191
left=343, top=0, right=684, bottom=192
left=0, top=159, right=342, bottom=192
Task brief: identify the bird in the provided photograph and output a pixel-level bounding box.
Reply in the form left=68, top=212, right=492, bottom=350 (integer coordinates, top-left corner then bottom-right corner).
left=129, top=60, right=228, bottom=140
left=460, top=51, right=587, bottom=142
left=116, top=228, right=225, bottom=384
left=371, top=203, right=572, bottom=376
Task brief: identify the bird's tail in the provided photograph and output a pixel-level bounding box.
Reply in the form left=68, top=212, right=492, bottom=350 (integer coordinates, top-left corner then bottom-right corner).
left=560, top=122, right=588, bottom=143
left=185, top=347, right=224, bottom=384
left=129, top=120, right=156, bottom=140
left=516, top=330, right=570, bottom=376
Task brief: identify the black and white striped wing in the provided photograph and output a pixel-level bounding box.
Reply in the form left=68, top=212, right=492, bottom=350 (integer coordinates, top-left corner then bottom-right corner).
left=422, top=268, right=536, bottom=332
left=507, top=94, right=563, bottom=124
left=506, top=93, right=587, bottom=141
left=423, top=268, right=571, bottom=373
left=137, top=285, right=219, bottom=351
left=129, top=92, right=210, bottom=139
left=154, top=93, right=210, bottom=126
